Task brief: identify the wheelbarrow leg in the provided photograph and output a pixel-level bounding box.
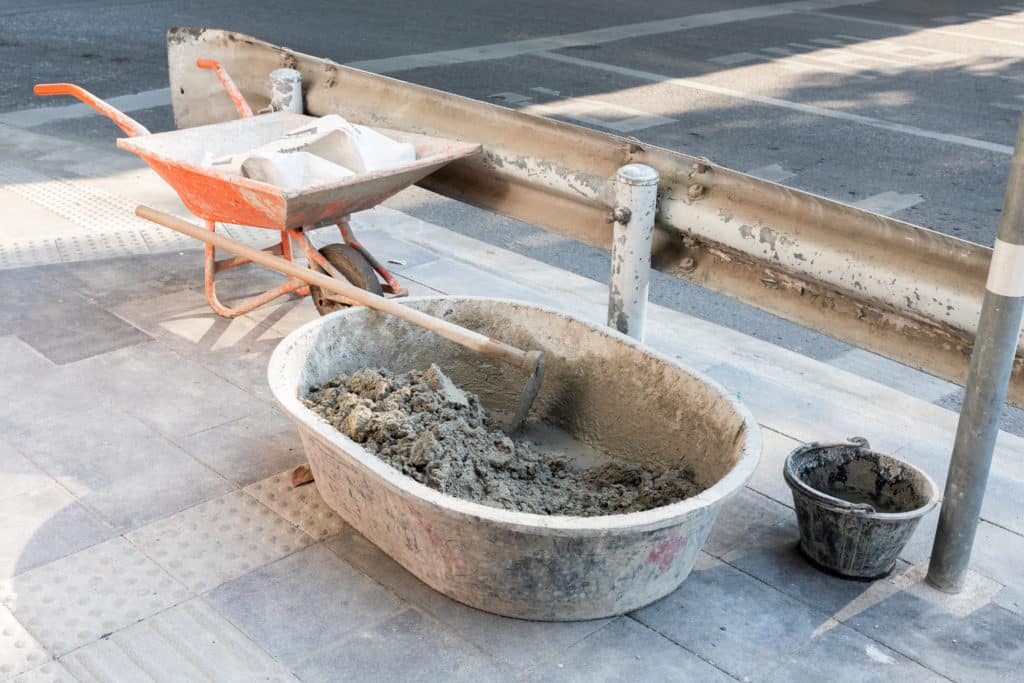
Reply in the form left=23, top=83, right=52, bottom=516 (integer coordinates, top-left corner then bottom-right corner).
left=203, top=220, right=306, bottom=318
left=337, top=220, right=408, bottom=297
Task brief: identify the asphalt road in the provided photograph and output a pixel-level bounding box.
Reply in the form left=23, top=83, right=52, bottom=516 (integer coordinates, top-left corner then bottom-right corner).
left=4, top=0, right=1024, bottom=423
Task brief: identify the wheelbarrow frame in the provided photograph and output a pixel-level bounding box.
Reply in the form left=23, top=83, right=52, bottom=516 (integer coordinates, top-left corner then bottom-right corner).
left=35, top=60, right=481, bottom=317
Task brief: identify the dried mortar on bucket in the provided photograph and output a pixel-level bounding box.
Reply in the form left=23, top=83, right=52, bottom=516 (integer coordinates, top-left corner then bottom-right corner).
left=302, top=365, right=703, bottom=516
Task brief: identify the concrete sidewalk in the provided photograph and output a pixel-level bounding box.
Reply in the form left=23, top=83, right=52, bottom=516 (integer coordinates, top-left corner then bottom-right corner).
left=1, top=124, right=1022, bottom=682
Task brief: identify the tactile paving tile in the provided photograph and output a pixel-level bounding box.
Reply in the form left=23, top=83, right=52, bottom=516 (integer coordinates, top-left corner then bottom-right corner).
left=0, top=240, right=62, bottom=270
left=1, top=538, right=189, bottom=656
left=126, top=491, right=311, bottom=593
left=61, top=598, right=297, bottom=682
left=244, top=471, right=348, bottom=541
left=0, top=605, right=51, bottom=680
left=55, top=231, right=150, bottom=263
left=0, top=164, right=154, bottom=236
left=10, top=660, right=75, bottom=683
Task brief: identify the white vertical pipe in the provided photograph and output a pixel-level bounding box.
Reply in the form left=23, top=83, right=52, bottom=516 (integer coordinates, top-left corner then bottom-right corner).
left=608, top=164, right=659, bottom=341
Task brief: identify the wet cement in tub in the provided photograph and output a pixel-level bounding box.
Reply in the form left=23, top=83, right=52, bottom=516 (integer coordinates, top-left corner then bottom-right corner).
left=303, top=365, right=703, bottom=516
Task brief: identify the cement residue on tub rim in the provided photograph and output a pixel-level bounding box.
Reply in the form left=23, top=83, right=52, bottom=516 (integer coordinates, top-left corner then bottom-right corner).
left=269, top=296, right=761, bottom=619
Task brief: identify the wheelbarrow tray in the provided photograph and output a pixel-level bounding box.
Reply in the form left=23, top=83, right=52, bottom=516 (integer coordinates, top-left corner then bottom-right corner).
left=117, top=111, right=481, bottom=229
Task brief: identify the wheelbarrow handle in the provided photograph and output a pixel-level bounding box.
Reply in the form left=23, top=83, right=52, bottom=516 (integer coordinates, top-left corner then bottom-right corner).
left=33, top=83, right=150, bottom=137
left=195, top=59, right=254, bottom=119
left=134, top=205, right=543, bottom=375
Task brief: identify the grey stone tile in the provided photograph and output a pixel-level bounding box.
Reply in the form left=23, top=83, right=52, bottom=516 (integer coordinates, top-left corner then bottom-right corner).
left=294, top=609, right=504, bottom=683
left=761, top=621, right=945, bottom=683
left=205, top=543, right=405, bottom=669
left=722, top=519, right=904, bottom=617
left=9, top=660, right=75, bottom=683
left=346, top=230, right=441, bottom=272
left=9, top=407, right=232, bottom=531
left=0, top=482, right=114, bottom=578
left=0, top=604, right=51, bottom=680
left=844, top=591, right=1024, bottom=682
left=59, top=342, right=266, bottom=440
left=829, top=349, right=957, bottom=404
left=632, top=559, right=830, bottom=680
left=175, top=409, right=304, bottom=487
left=702, top=486, right=793, bottom=559
left=111, top=291, right=305, bottom=403
left=704, top=363, right=908, bottom=455
left=748, top=427, right=800, bottom=506
left=62, top=251, right=199, bottom=306
left=400, top=257, right=562, bottom=310
left=2, top=537, right=190, bottom=656
left=244, top=472, right=347, bottom=541
left=127, top=490, right=311, bottom=593
left=0, top=439, right=52, bottom=502
left=0, top=267, right=149, bottom=364
left=325, top=528, right=609, bottom=669
left=526, top=616, right=733, bottom=682
left=61, top=598, right=298, bottom=682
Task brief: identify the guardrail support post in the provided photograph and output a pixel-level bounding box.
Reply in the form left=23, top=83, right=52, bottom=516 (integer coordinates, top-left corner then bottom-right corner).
left=608, top=164, right=659, bottom=341
left=927, top=115, right=1024, bottom=593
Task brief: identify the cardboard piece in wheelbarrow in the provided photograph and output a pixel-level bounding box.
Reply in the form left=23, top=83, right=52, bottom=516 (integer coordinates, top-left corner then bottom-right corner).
left=205, top=115, right=416, bottom=191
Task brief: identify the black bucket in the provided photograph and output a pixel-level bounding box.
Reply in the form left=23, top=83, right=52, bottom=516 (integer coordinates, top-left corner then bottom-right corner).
left=784, top=437, right=938, bottom=579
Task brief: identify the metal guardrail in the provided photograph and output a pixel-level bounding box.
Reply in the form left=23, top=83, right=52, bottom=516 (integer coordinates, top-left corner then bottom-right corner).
left=166, top=27, right=1024, bottom=406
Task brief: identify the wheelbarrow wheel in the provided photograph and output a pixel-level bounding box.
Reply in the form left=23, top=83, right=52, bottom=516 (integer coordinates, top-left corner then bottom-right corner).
left=308, top=243, right=383, bottom=315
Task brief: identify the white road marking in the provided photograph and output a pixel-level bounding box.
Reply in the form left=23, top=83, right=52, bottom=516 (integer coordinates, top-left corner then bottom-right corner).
left=0, top=88, right=170, bottom=128
left=348, top=0, right=872, bottom=73
left=521, top=97, right=677, bottom=133
left=536, top=52, right=1015, bottom=155
left=530, top=87, right=561, bottom=96
left=747, top=163, right=796, bottom=183
left=852, top=191, right=924, bottom=215
left=802, top=10, right=1024, bottom=49
left=709, top=52, right=763, bottom=65
left=761, top=45, right=877, bottom=79
left=864, top=645, right=896, bottom=665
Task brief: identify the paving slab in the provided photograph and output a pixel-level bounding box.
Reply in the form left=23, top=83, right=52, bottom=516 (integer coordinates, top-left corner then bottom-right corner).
left=747, top=427, right=801, bottom=505
left=174, top=409, right=305, bottom=487
left=1, top=537, right=190, bottom=656
left=126, top=490, right=311, bottom=593
left=60, top=598, right=298, bottom=683
left=631, top=558, right=841, bottom=681
left=293, top=608, right=505, bottom=683
left=58, top=341, right=268, bottom=440
left=702, top=486, right=794, bottom=559
left=759, top=619, right=946, bottom=683
left=0, top=440, right=52, bottom=503
left=0, top=604, right=51, bottom=681
left=0, top=483, right=114, bottom=579
left=8, top=661, right=75, bottom=683
left=0, top=266, right=149, bottom=364
left=526, top=616, right=734, bottom=682
left=205, top=543, right=406, bottom=670
left=325, top=528, right=610, bottom=670
left=244, top=472, right=347, bottom=541
left=8, top=407, right=232, bottom=531
left=843, top=590, right=1024, bottom=682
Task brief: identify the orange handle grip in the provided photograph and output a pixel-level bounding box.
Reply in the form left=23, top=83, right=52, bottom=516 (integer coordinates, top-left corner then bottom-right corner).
left=194, top=58, right=253, bottom=118
left=33, top=82, right=150, bottom=137
left=33, top=83, right=77, bottom=96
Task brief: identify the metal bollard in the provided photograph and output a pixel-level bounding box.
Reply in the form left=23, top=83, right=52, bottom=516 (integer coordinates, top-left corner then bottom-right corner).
left=269, top=68, right=303, bottom=113
left=607, top=164, right=659, bottom=341
left=927, top=115, right=1024, bottom=593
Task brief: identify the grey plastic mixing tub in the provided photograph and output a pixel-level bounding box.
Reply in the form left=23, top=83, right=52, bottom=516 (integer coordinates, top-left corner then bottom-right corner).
left=269, top=297, right=761, bottom=620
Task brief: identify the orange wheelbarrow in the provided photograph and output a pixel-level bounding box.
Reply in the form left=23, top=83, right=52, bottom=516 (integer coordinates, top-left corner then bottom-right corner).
left=35, top=59, right=480, bottom=317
